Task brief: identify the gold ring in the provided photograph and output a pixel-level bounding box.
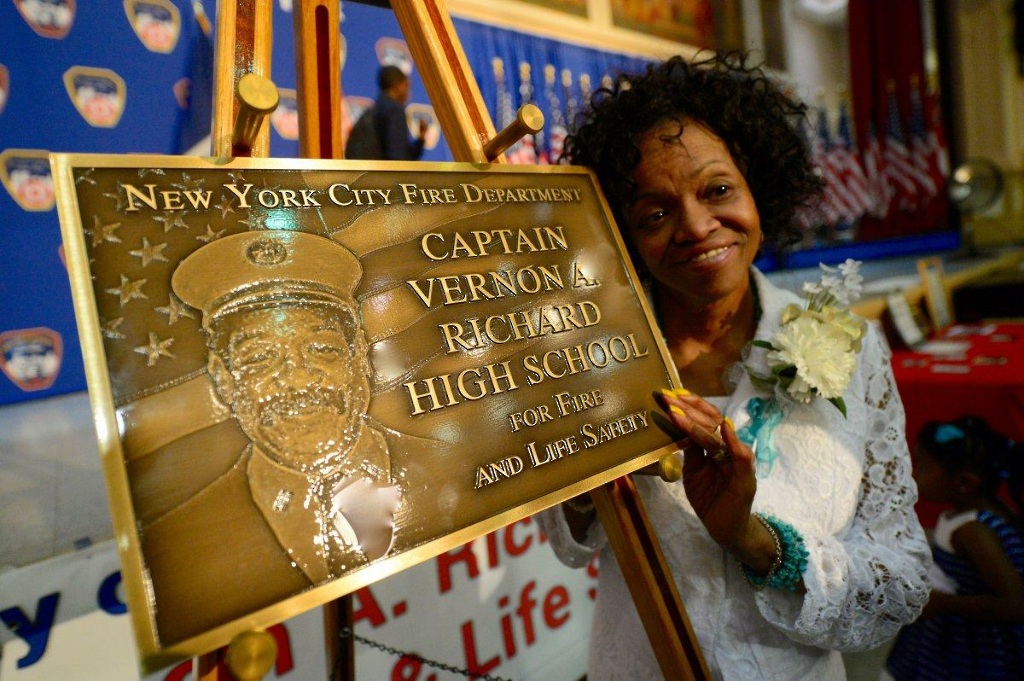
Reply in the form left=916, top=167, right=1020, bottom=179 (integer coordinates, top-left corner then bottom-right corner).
left=710, top=445, right=730, bottom=462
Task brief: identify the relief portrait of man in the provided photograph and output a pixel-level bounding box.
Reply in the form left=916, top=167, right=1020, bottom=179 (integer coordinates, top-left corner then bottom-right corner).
left=132, top=229, right=402, bottom=645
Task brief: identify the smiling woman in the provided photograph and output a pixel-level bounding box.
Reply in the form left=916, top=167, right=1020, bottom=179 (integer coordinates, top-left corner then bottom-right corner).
left=627, top=119, right=763, bottom=319
left=536, top=53, right=932, bottom=681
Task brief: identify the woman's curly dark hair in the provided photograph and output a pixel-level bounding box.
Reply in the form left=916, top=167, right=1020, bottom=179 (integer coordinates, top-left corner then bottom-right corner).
left=563, top=52, right=822, bottom=254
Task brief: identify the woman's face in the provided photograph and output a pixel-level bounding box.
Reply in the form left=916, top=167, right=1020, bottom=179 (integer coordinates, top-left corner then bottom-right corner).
left=625, top=119, right=761, bottom=306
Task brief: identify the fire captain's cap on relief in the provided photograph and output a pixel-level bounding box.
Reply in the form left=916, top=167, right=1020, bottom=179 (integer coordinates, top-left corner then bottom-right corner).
left=171, top=229, right=361, bottom=319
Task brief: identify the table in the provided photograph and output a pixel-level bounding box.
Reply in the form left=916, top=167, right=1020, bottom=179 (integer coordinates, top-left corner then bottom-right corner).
left=890, top=322, right=1024, bottom=525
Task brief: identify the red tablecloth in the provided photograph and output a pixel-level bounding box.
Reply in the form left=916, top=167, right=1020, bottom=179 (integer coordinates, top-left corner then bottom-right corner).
left=891, top=322, right=1024, bottom=526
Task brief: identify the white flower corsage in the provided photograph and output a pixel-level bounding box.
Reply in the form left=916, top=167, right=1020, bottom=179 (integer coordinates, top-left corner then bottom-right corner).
left=748, top=259, right=867, bottom=417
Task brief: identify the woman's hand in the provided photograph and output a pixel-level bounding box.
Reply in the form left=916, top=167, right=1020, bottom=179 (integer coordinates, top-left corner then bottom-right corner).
left=657, top=389, right=759, bottom=553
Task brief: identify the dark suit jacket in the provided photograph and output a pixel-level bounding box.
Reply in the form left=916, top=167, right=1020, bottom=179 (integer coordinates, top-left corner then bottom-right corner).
left=129, top=420, right=392, bottom=646
left=375, top=93, right=425, bottom=161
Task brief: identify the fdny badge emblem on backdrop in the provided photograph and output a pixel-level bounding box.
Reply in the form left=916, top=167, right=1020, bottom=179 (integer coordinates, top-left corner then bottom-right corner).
left=63, top=66, right=127, bottom=128
left=375, top=38, right=413, bottom=75
left=0, top=149, right=54, bottom=211
left=271, top=89, right=299, bottom=140
left=0, top=327, right=62, bottom=392
left=406, top=103, right=439, bottom=150
left=124, top=0, right=181, bottom=54
left=0, top=64, right=8, bottom=116
left=13, top=0, right=75, bottom=39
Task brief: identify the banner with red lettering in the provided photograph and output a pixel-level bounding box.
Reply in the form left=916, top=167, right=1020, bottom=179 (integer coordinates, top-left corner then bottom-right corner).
left=1, top=525, right=594, bottom=680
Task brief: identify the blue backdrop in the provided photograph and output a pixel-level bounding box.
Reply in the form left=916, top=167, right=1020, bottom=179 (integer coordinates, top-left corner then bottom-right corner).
left=0, top=0, right=652, bottom=406
left=0, top=0, right=212, bottom=407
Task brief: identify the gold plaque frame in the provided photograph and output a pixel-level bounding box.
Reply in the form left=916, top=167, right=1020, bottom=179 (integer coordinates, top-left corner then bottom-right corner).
left=53, top=152, right=681, bottom=672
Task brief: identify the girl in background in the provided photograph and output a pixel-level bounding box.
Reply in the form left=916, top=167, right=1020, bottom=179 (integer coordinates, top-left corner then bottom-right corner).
left=887, top=416, right=1024, bottom=680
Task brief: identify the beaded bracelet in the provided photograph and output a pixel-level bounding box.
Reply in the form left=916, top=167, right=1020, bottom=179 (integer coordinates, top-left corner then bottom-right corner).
left=739, top=513, right=808, bottom=593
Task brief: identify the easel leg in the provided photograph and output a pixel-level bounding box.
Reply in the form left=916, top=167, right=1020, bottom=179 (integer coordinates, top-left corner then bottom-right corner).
left=191, top=3, right=277, bottom=678
left=211, top=0, right=274, bottom=157
left=323, top=596, right=356, bottom=680
left=291, top=5, right=357, bottom=678
left=389, top=0, right=498, bottom=163
left=194, top=650, right=222, bottom=681
left=293, top=0, right=343, bottom=159
left=592, top=478, right=712, bottom=680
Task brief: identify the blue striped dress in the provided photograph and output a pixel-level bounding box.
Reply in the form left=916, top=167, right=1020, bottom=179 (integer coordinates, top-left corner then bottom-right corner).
left=886, top=510, right=1024, bottom=680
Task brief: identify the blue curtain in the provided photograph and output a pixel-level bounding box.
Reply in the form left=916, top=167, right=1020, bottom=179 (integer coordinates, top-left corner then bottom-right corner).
left=453, top=17, right=652, bottom=164
left=0, top=0, right=210, bottom=406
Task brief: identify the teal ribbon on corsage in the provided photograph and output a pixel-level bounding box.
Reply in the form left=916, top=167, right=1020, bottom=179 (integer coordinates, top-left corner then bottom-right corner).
left=737, top=397, right=784, bottom=477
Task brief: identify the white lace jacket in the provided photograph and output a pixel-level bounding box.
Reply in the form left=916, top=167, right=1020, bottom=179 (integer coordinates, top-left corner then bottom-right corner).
left=537, top=269, right=932, bottom=680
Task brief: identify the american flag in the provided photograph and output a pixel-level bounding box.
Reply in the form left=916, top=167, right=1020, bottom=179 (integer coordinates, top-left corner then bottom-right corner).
left=924, top=80, right=951, bottom=180
left=792, top=192, right=820, bottom=237
left=544, top=65, right=568, bottom=164
left=830, top=102, right=874, bottom=222
left=492, top=57, right=533, bottom=165
left=516, top=62, right=541, bottom=165
left=812, top=107, right=856, bottom=224
left=883, top=85, right=924, bottom=212
left=908, top=77, right=940, bottom=203
left=862, top=120, right=890, bottom=219
left=792, top=115, right=834, bottom=231
left=562, top=68, right=579, bottom=131
left=578, top=73, right=593, bottom=114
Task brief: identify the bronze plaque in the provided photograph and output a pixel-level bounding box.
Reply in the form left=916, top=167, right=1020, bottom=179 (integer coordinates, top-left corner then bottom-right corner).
left=51, top=154, right=679, bottom=671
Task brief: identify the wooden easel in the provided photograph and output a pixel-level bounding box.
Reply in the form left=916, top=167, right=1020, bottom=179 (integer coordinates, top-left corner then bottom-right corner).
left=198, top=1, right=710, bottom=679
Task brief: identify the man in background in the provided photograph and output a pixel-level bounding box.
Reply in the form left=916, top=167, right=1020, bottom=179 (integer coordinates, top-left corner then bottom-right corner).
left=347, top=64, right=428, bottom=160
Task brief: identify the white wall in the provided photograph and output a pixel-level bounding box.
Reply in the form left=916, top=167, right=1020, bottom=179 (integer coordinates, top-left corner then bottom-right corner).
left=781, top=0, right=851, bottom=111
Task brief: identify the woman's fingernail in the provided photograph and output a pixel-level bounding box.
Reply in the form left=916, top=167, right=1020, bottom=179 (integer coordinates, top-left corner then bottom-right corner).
left=724, top=416, right=734, bottom=429
left=669, top=404, right=685, bottom=417
left=660, top=388, right=675, bottom=399
left=673, top=387, right=690, bottom=397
